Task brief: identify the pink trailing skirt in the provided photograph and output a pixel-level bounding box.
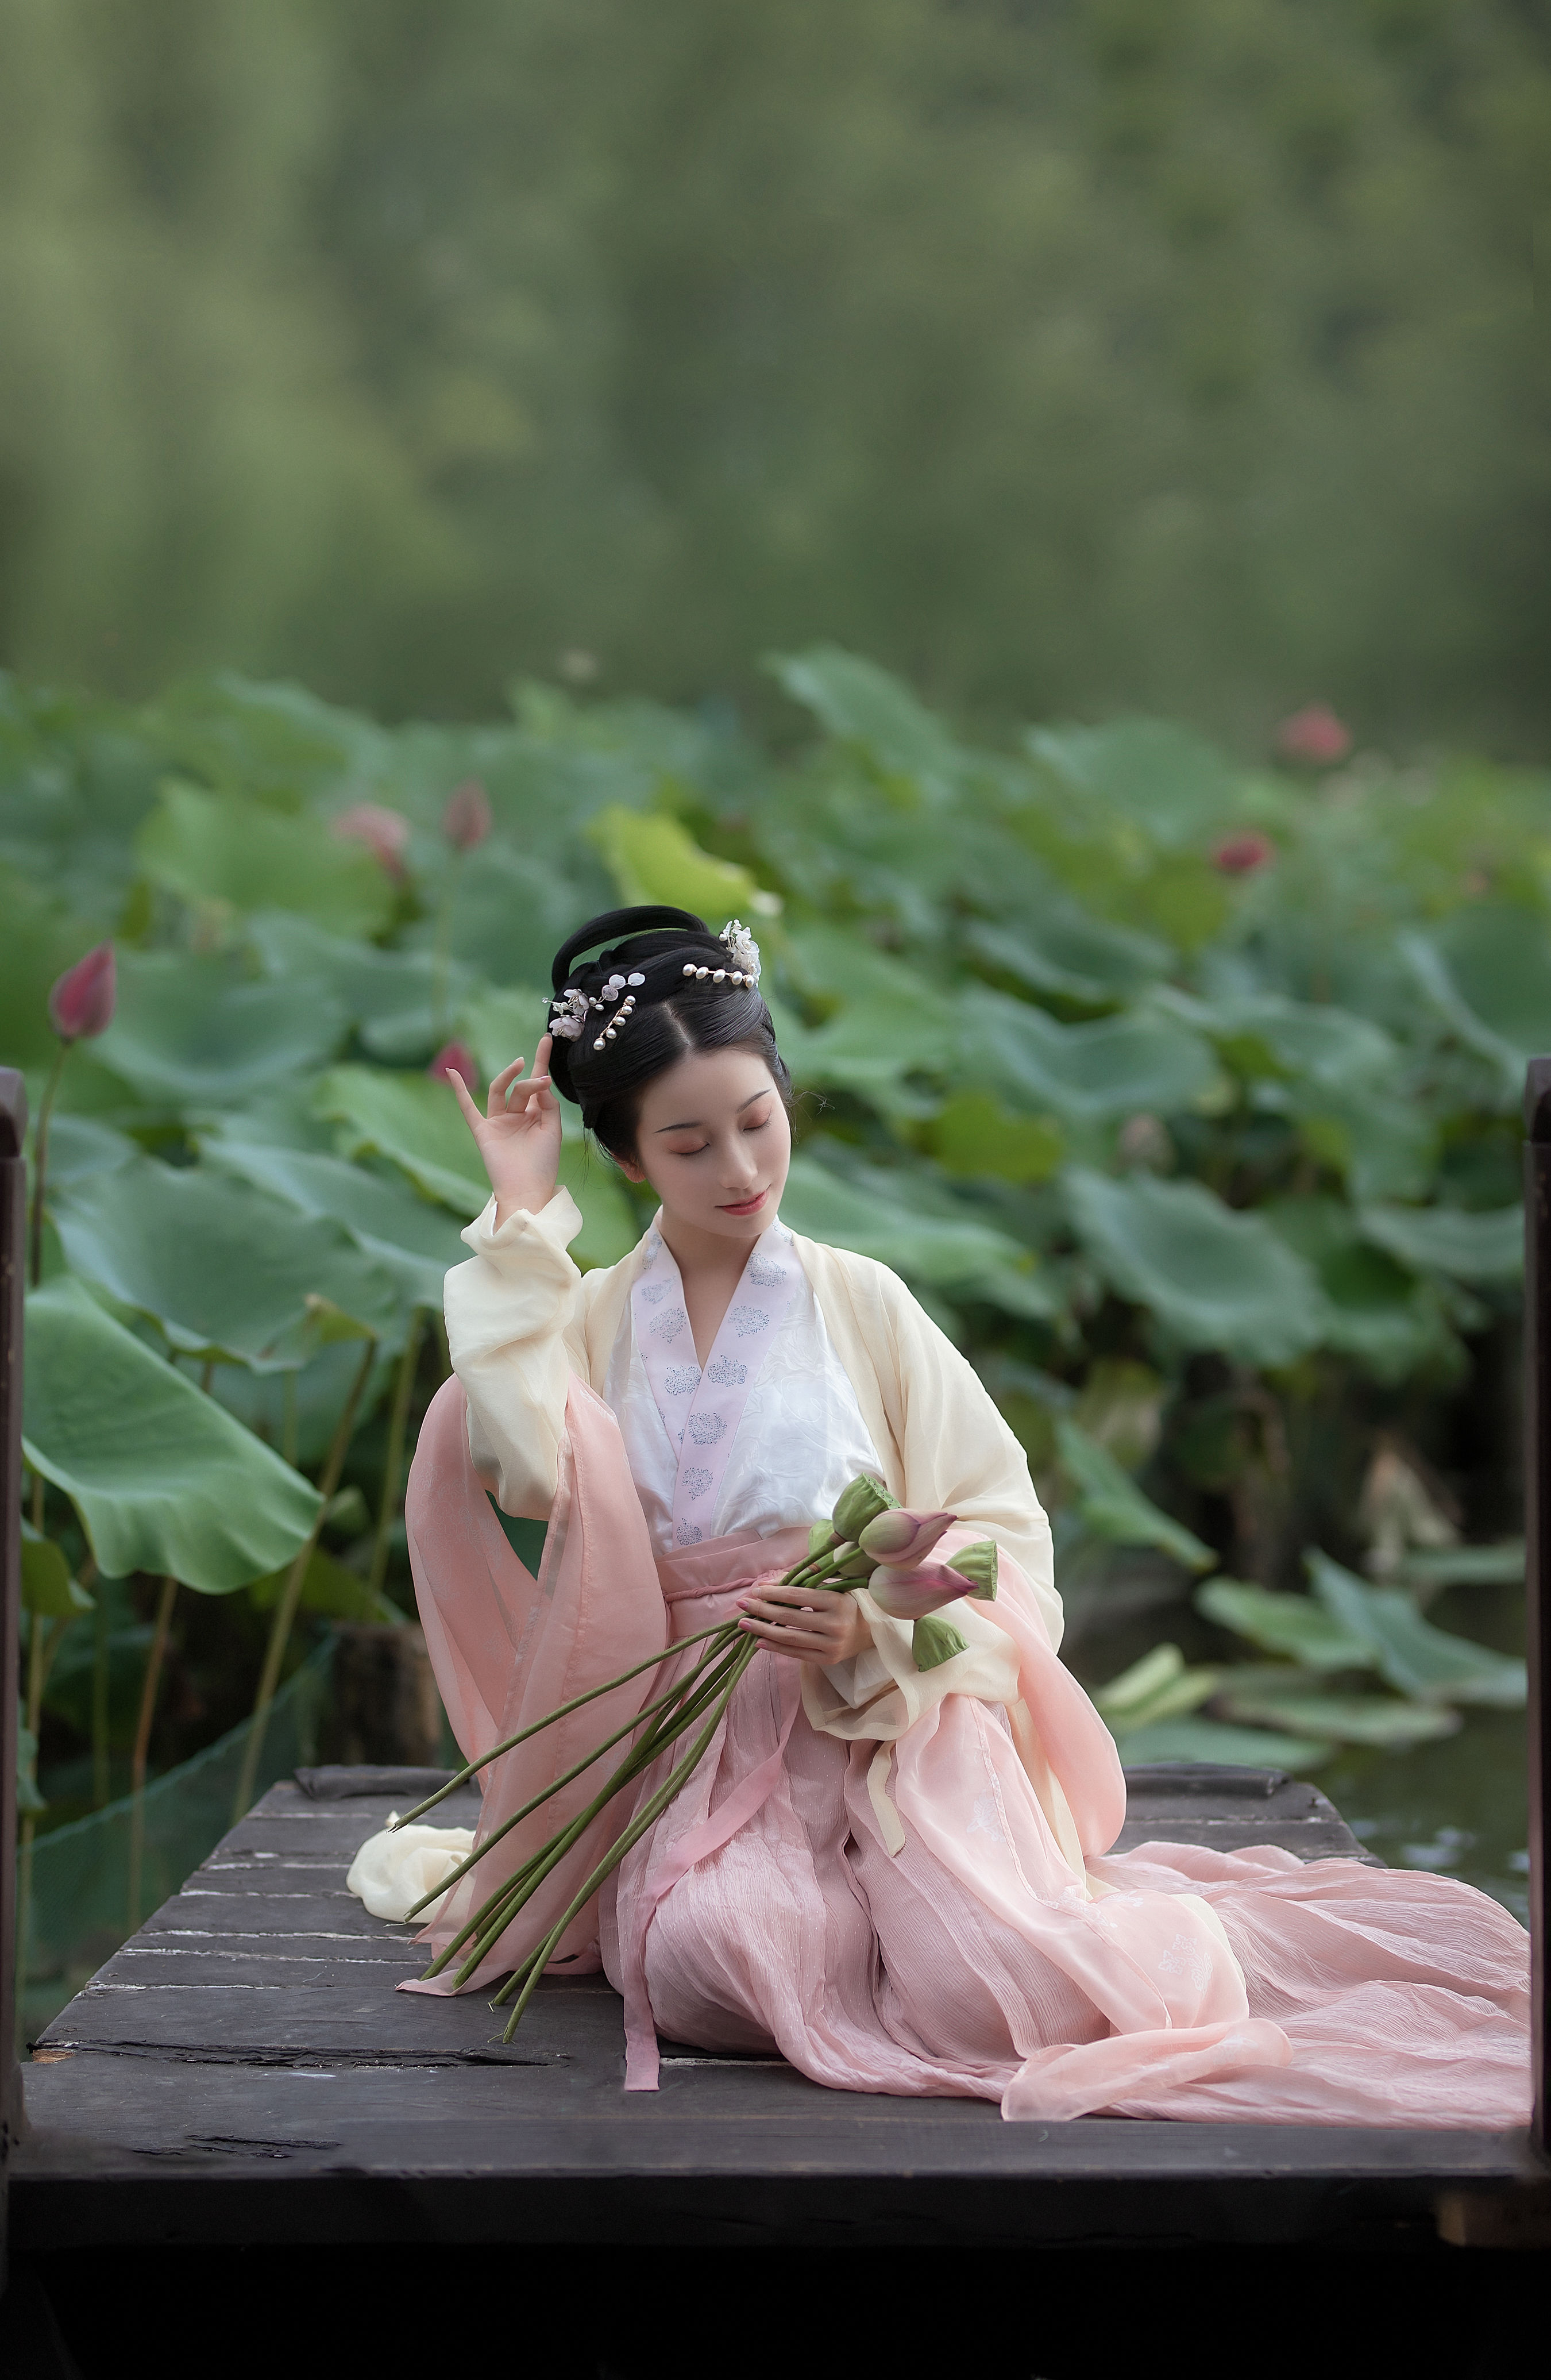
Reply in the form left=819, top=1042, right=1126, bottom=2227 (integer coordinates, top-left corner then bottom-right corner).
left=404, top=1377, right=1530, bottom=2127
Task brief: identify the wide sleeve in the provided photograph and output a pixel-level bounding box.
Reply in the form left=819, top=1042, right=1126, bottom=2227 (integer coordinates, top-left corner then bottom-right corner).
left=441, top=1188, right=589, bottom=1522
left=882, top=1270, right=1064, bottom=1649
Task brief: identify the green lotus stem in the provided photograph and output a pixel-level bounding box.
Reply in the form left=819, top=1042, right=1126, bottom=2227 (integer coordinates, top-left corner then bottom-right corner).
left=128, top=1576, right=178, bottom=1931
left=369, top=1307, right=426, bottom=1600
left=485, top=1637, right=755, bottom=2006
left=27, top=1038, right=70, bottom=1289
left=281, top=1370, right=299, bottom=1469
left=424, top=1634, right=750, bottom=1979
left=424, top=1635, right=749, bottom=1974
left=402, top=1634, right=739, bottom=1917
left=394, top=1618, right=733, bottom=1826
left=91, top=1572, right=111, bottom=1808
left=495, top=1650, right=755, bottom=2038
left=233, top=1334, right=377, bottom=1823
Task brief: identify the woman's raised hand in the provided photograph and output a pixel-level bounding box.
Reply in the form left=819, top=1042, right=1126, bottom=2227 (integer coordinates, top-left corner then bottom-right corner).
left=446, top=1033, right=562, bottom=1224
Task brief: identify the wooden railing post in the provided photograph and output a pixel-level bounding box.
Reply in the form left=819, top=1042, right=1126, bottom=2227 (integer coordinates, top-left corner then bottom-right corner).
left=1523, top=1058, right=1551, bottom=2156
left=0, top=1068, right=27, bottom=2269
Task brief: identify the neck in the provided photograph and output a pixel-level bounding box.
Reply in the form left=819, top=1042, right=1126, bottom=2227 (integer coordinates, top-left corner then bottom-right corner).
left=657, top=1209, right=773, bottom=1289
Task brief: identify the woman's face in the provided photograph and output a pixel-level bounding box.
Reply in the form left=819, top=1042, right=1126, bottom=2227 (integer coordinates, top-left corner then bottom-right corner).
left=617, top=1046, right=790, bottom=1245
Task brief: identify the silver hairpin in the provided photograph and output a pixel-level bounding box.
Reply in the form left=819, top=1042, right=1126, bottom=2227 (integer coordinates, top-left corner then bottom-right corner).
left=719, top=920, right=761, bottom=985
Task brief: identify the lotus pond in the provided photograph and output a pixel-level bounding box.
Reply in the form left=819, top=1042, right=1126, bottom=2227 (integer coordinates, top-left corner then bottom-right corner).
left=3, top=654, right=1537, bottom=2000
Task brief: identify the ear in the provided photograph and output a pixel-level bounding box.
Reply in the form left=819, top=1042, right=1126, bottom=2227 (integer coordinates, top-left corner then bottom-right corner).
left=613, top=1151, right=647, bottom=1184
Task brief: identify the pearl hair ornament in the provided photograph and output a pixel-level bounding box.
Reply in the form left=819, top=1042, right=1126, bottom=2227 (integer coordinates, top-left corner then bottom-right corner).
left=551, top=920, right=762, bottom=1049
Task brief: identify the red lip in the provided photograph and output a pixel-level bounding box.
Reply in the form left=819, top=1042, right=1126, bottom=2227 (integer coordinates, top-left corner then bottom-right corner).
left=719, top=1190, right=767, bottom=1216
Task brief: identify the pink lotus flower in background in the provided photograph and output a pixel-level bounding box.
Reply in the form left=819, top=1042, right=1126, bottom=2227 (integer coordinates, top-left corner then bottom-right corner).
left=857, top=1508, right=956, bottom=1567
left=865, top=1559, right=981, bottom=1624
left=1275, top=704, right=1352, bottom=767
left=332, top=801, right=411, bottom=878
left=442, top=779, right=492, bottom=852
left=1212, top=831, right=1276, bottom=877
left=48, top=943, right=117, bottom=1041
left=430, top=1041, right=479, bottom=1095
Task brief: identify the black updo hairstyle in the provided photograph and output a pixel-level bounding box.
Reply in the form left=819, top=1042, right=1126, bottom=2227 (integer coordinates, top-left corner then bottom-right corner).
left=545, top=905, right=792, bottom=1162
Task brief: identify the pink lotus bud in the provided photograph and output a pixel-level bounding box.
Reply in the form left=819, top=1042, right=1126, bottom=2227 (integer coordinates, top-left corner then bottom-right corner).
left=48, top=943, right=117, bottom=1041
left=857, top=1508, right=956, bottom=1567
left=1212, top=831, right=1276, bottom=877
left=332, top=801, right=411, bottom=878
left=865, top=1560, right=972, bottom=1624
left=442, top=779, right=492, bottom=852
left=430, top=1040, right=479, bottom=1094
left=1275, top=704, right=1351, bottom=767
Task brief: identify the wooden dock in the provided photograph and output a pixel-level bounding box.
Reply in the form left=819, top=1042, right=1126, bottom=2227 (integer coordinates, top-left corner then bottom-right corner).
left=14, top=1761, right=1544, bottom=2263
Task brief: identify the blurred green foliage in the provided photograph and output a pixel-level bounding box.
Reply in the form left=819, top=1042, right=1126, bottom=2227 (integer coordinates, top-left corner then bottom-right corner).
left=1, top=648, right=1533, bottom=1792
left=1, top=1, right=1546, bottom=748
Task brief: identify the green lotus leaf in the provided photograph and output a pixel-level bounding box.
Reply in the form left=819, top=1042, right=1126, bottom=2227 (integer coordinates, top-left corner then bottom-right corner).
left=36, top=1114, right=142, bottom=1186
left=1065, top=1167, right=1324, bottom=1365
left=247, top=1545, right=400, bottom=1626
left=781, top=1152, right=1055, bottom=1322
left=927, top=1092, right=1064, bottom=1186
left=313, top=1062, right=639, bottom=1268
left=966, top=989, right=1217, bottom=1124
left=1402, top=904, right=1551, bottom=1085
left=1027, top=719, right=1242, bottom=851
left=1117, top=1715, right=1332, bottom=1771
left=97, top=950, right=346, bottom=1104
left=1396, top=1541, right=1524, bottom=1590
left=21, top=1524, right=94, bottom=1617
left=51, top=1155, right=406, bottom=1369
left=200, top=1137, right=465, bottom=1310
left=1055, top=1420, right=1214, bottom=1570
left=1357, top=1201, right=1522, bottom=1283
left=23, top=1276, right=322, bottom=1588
left=589, top=802, right=773, bottom=923
left=1261, top=1196, right=1457, bottom=1382
left=1093, top=1644, right=1221, bottom=1728
left=771, top=646, right=963, bottom=792
left=0, top=862, right=101, bottom=1072
left=1195, top=1577, right=1377, bottom=1672
left=138, top=781, right=395, bottom=937
left=248, top=912, right=466, bottom=1061
left=1306, top=1550, right=1526, bottom=1706
left=1213, top=1672, right=1458, bottom=1747
left=967, top=911, right=1170, bottom=1008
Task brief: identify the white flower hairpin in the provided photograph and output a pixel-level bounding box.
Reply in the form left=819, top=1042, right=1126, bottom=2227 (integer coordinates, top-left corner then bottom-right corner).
left=548, top=987, right=590, bottom=1041
left=719, top=919, right=761, bottom=985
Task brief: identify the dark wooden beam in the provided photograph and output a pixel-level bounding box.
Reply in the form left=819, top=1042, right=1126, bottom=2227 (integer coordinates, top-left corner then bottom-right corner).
left=0, top=1067, right=28, bottom=2262
left=1523, top=1059, right=1551, bottom=2158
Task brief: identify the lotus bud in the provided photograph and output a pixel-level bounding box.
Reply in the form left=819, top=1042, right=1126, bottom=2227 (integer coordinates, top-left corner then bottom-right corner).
left=1274, top=704, right=1351, bottom=767
left=912, top=1613, right=969, bottom=1672
left=865, top=1560, right=971, bottom=1624
left=858, top=1508, right=955, bottom=1568
left=945, top=1538, right=998, bottom=1601
left=331, top=800, right=411, bottom=878
left=443, top=778, right=492, bottom=852
left=430, top=1040, right=479, bottom=1093
left=830, top=1546, right=877, bottom=1584
left=48, top=943, right=117, bottom=1041
left=1211, top=831, right=1275, bottom=877
left=831, top=1474, right=898, bottom=1541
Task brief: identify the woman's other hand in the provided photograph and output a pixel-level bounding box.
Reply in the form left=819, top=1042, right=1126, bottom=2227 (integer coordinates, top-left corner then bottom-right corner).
left=446, top=1033, right=562, bottom=1226
left=736, top=1580, right=874, bottom=1666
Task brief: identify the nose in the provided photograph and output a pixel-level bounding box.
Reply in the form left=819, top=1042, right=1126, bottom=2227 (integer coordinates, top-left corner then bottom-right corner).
left=717, top=1134, right=759, bottom=1189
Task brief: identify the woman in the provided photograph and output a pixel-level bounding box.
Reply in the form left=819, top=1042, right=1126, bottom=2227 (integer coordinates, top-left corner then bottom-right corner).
left=395, top=904, right=1528, bottom=2125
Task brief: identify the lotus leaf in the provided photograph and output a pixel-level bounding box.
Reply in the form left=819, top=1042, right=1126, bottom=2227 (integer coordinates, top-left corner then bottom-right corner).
left=1028, top=719, right=1242, bottom=850
left=966, top=911, right=1169, bottom=1008
left=1402, top=904, right=1551, bottom=1085
left=781, top=1153, right=1055, bottom=1321
left=966, top=989, right=1218, bottom=1123
left=97, top=950, right=346, bottom=1104
left=590, top=802, right=771, bottom=923
left=1307, top=1551, right=1526, bottom=1706
left=1357, top=1201, right=1522, bottom=1283
left=248, top=912, right=467, bottom=1060
left=1195, top=1577, right=1376, bottom=1672
left=1213, top=1673, right=1458, bottom=1749
left=23, top=1276, right=322, bottom=1588
left=0, top=863, right=100, bottom=1070
left=200, top=1138, right=465, bottom=1309
left=1117, top=1716, right=1332, bottom=1770
left=138, top=781, right=395, bottom=938
left=928, top=1092, right=1064, bottom=1185
left=1055, top=1420, right=1214, bottom=1570
left=1093, top=1644, right=1221, bottom=1728
left=247, top=1546, right=400, bottom=1626
left=1260, top=1196, right=1456, bottom=1381
left=51, top=1157, right=406, bottom=1368
left=1065, top=1168, right=1323, bottom=1365
left=771, top=646, right=962, bottom=792
left=21, top=1526, right=93, bottom=1617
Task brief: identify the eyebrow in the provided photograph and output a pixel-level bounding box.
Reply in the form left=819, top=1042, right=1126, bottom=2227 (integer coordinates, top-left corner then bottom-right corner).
left=654, top=1089, right=772, bottom=1134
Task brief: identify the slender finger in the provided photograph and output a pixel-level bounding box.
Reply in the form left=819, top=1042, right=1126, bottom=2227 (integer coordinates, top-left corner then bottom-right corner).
left=449, top=1070, right=484, bottom=1129
left=489, top=1057, right=527, bottom=1115
left=509, top=1071, right=553, bottom=1114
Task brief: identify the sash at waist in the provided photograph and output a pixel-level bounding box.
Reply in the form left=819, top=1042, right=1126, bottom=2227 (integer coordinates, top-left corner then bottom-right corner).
left=654, top=1524, right=811, bottom=1640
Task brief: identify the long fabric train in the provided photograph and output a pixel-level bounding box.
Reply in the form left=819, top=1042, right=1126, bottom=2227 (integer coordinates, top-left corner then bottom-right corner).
left=404, top=1376, right=1530, bottom=2127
